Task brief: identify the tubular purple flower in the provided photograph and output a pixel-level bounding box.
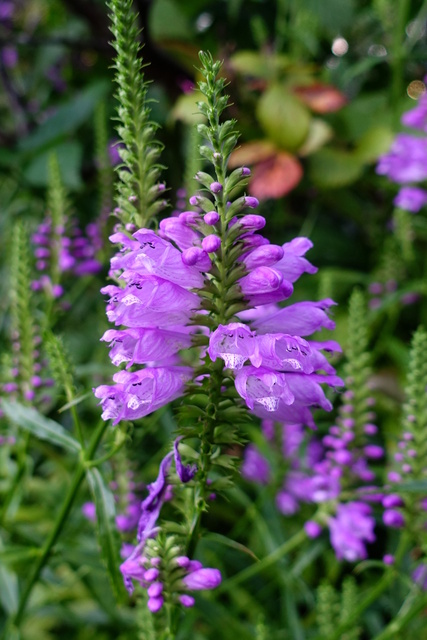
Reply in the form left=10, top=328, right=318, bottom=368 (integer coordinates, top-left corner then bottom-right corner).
left=235, top=366, right=294, bottom=412
left=159, top=216, right=201, bottom=250
left=256, top=334, right=313, bottom=373
left=273, top=237, right=318, bottom=283
left=401, top=96, right=427, bottom=131
left=94, top=367, right=192, bottom=425
left=238, top=266, right=293, bottom=306
left=208, top=323, right=261, bottom=370
left=101, top=327, right=193, bottom=367
left=181, top=247, right=211, bottom=269
left=111, top=229, right=206, bottom=288
left=174, top=437, right=197, bottom=482
left=254, top=299, right=337, bottom=336
left=120, top=541, right=147, bottom=593
left=137, top=452, right=173, bottom=542
left=376, top=134, right=427, bottom=183
left=102, top=278, right=199, bottom=328
left=241, top=444, right=271, bottom=484
left=329, top=502, right=375, bottom=562
left=394, top=186, right=427, bottom=212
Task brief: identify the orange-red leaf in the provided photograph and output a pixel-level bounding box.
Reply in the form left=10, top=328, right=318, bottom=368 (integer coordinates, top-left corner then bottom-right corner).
left=249, top=152, right=303, bottom=200
left=293, top=83, right=347, bottom=113
left=229, top=140, right=277, bottom=168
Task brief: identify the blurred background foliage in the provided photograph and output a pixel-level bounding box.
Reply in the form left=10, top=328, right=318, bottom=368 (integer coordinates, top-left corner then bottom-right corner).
left=2, top=0, right=427, bottom=638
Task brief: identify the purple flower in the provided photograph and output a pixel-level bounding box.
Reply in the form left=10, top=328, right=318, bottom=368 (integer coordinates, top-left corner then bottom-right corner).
left=273, top=237, right=318, bottom=283
left=412, top=563, right=427, bottom=590
left=257, top=334, right=313, bottom=373
left=394, top=186, right=427, bottom=212
left=94, top=366, right=192, bottom=425
left=82, top=502, right=96, bottom=521
left=208, top=323, right=261, bottom=370
left=174, top=437, right=197, bottom=482
left=235, top=366, right=294, bottom=412
left=120, top=542, right=148, bottom=593
left=102, top=278, right=199, bottom=329
left=101, top=327, right=192, bottom=367
left=137, top=451, right=174, bottom=543
left=401, top=96, right=427, bottom=132
left=376, top=134, right=427, bottom=183
left=329, top=502, right=375, bottom=562
left=241, top=444, right=271, bottom=484
left=238, top=266, right=293, bottom=306
left=253, top=299, right=336, bottom=336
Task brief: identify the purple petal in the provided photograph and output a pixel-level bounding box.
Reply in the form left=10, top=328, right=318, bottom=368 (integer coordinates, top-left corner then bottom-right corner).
left=174, top=437, right=197, bottom=482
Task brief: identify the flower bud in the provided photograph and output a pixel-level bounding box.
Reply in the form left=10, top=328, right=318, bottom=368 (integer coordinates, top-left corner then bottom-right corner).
left=304, top=521, right=322, bottom=538
left=182, top=568, right=222, bottom=591
left=202, top=235, right=221, bottom=253
left=210, top=181, right=223, bottom=193
left=204, top=211, right=220, bottom=225
left=383, top=509, right=405, bottom=528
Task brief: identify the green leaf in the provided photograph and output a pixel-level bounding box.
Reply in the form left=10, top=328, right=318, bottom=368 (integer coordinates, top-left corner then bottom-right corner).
left=1, top=400, right=81, bottom=453
left=24, top=141, right=83, bottom=189
left=18, top=81, right=109, bottom=153
left=396, top=479, right=427, bottom=492
left=0, top=543, right=18, bottom=615
left=0, top=546, right=42, bottom=565
left=309, top=148, right=364, bottom=188
left=354, top=126, right=394, bottom=163
left=149, top=0, right=192, bottom=41
left=204, top=532, right=259, bottom=561
left=86, top=468, right=126, bottom=601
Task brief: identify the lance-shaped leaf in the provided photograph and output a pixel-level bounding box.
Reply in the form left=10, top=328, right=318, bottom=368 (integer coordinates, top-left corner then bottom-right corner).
left=1, top=400, right=81, bottom=453
left=86, top=468, right=126, bottom=601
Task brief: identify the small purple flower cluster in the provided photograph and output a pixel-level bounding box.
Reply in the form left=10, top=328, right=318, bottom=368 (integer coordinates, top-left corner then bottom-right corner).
left=95, top=186, right=342, bottom=428
left=242, top=389, right=382, bottom=562
left=377, top=86, right=427, bottom=212
left=31, top=218, right=102, bottom=298
left=118, top=439, right=220, bottom=610
left=1, top=331, right=54, bottom=407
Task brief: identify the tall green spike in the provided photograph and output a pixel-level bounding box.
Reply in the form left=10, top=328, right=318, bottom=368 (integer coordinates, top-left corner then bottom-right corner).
left=108, top=0, right=166, bottom=227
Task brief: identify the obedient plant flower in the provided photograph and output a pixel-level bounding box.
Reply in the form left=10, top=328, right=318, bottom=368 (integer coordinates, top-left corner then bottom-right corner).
left=95, top=203, right=342, bottom=429
left=377, top=86, right=427, bottom=213
left=329, top=502, right=375, bottom=562
left=119, top=440, right=221, bottom=609
left=31, top=216, right=102, bottom=297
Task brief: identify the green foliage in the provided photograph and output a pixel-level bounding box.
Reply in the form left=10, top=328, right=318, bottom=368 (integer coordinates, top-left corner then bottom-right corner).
left=401, top=327, right=427, bottom=481
left=9, top=223, right=36, bottom=401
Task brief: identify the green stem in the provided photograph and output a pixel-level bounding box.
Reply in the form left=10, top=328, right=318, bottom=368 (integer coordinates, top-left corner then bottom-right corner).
left=0, top=432, right=30, bottom=526
left=3, top=419, right=109, bottom=636
left=372, top=591, right=427, bottom=640
left=391, top=0, right=410, bottom=124
left=217, top=528, right=307, bottom=594
left=319, top=533, right=409, bottom=640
